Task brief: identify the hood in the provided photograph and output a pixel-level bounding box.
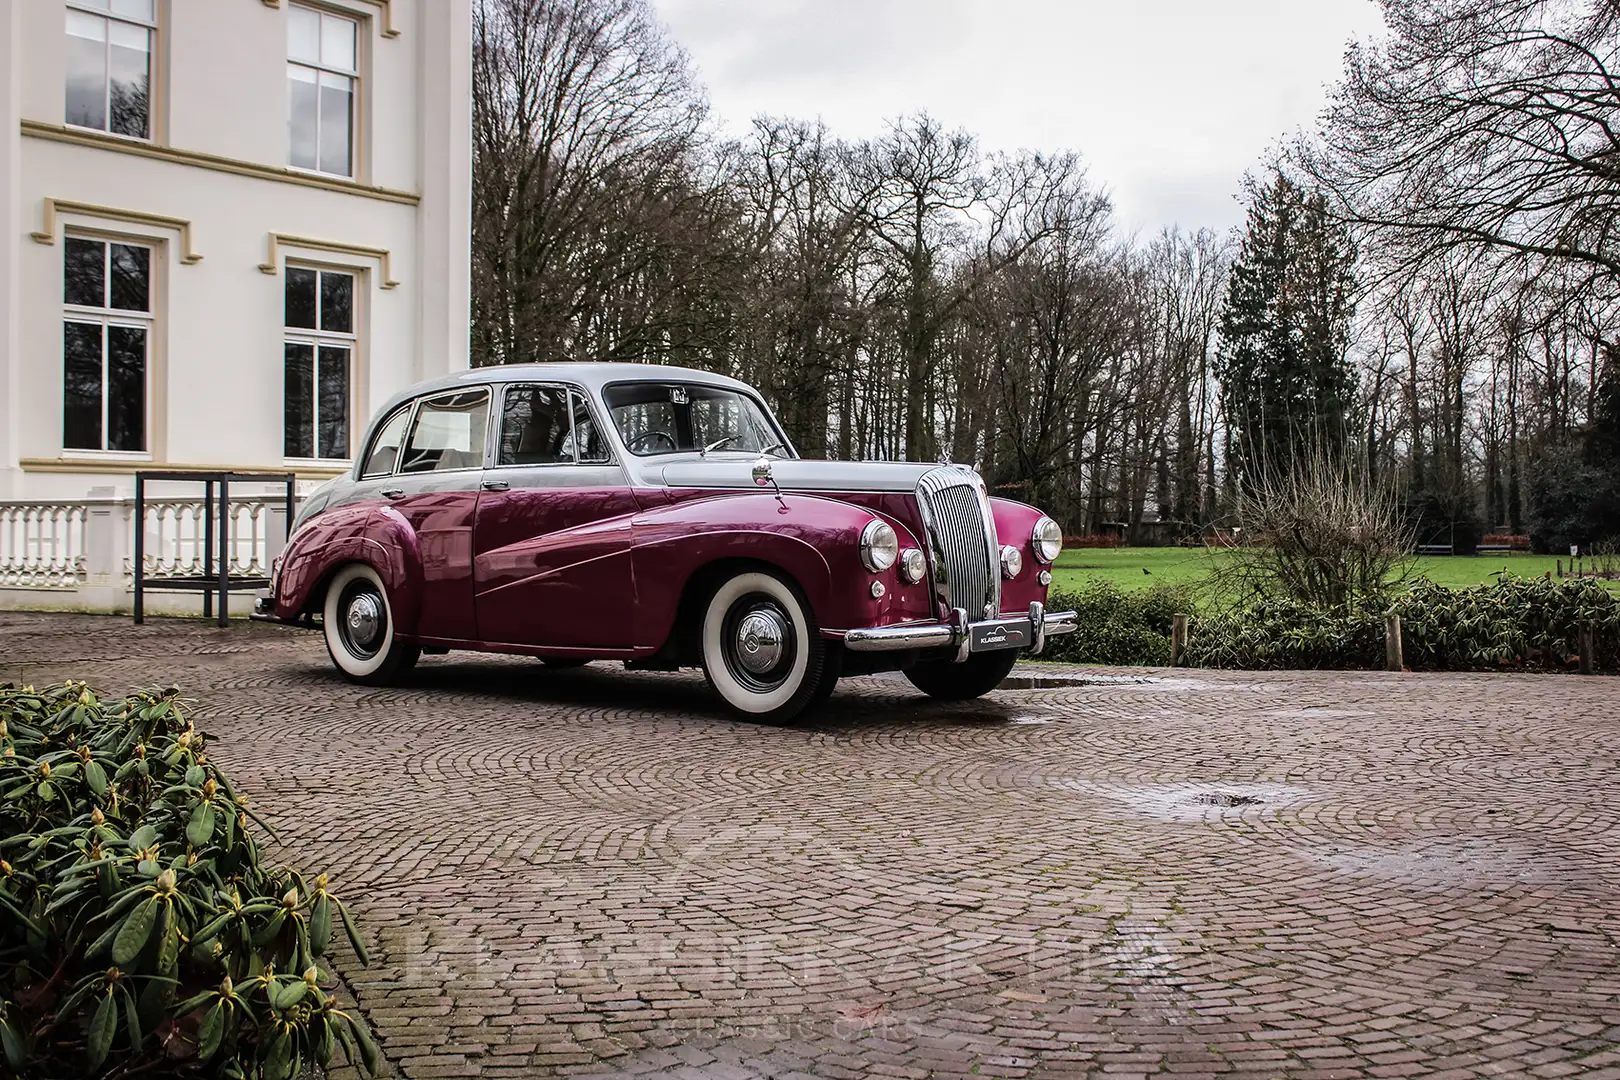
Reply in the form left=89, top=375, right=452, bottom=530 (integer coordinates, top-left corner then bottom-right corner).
left=656, top=458, right=960, bottom=494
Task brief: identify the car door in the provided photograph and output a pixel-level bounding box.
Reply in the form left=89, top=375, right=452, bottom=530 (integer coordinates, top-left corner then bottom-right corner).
left=473, top=383, right=640, bottom=648
left=385, top=386, right=491, bottom=641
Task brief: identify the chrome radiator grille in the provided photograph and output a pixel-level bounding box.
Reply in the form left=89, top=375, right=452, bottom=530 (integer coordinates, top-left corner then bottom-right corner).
left=917, top=467, right=999, bottom=619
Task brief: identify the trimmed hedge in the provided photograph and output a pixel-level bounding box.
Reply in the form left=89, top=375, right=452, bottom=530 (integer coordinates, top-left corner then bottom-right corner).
left=1041, top=583, right=1196, bottom=666
left=1185, top=576, right=1619, bottom=672
left=0, top=683, right=380, bottom=1080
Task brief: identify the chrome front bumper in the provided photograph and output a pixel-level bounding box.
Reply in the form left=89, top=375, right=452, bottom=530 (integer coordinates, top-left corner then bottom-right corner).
left=843, top=602, right=1078, bottom=659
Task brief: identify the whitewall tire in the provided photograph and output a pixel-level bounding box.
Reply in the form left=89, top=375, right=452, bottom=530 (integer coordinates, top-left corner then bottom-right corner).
left=322, top=563, right=420, bottom=685
left=700, top=570, right=831, bottom=723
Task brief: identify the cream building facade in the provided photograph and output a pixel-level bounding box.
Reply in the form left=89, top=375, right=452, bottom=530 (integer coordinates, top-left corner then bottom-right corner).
left=0, top=0, right=472, bottom=502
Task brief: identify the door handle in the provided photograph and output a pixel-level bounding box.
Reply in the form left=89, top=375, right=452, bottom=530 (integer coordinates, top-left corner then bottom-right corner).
left=381, top=488, right=405, bottom=499
left=480, top=480, right=510, bottom=492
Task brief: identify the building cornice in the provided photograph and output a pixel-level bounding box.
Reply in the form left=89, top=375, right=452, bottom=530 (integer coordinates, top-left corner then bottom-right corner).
left=32, top=198, right=204, bottom=263
left=261, top=0, right=400, bottom=38
left=21, top=121, right=421, bottom=206
left=21, top=458, right=348, bottom=480
left=259, top=233, right=400, bottom=288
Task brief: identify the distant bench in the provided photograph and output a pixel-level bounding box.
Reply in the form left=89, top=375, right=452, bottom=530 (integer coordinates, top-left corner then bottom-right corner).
left=1475, top=544, right=1515, bottom=556
left=1416, top=544, right=1453, bottom=556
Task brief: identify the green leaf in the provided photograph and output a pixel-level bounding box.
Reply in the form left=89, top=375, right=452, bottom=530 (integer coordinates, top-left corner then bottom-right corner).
left=309, top=895, right=332, bottom=956
left=37, top=781, right=55, bottom=802
left=262, top=1025, right=293, bottom=1080
left=0, top=1013, right=25, bottom=1070
left=128, top=824, right=156, bottom=850
left=121, top=983, right=142, bottom=1054
left=346, top=1012, right=382, bottom=1076
left=269, top=978, right=307, bottom=1011
left=112, top=896, right=158, bottom=966
left=185, top=763, right=206, bottom=787
left=197, top=1001, right=226, bottom=1061
left=336, top=898, right=369, bottom=965
left=85, top=758, right=109, bottom=796
left=187, top=802, right=215, bottom=848
left=86, top=992, right=116, bottom=1071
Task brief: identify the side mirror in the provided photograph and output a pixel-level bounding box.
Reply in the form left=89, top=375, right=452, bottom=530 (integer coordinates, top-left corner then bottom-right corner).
left=752, top=457, right=773, bottom=487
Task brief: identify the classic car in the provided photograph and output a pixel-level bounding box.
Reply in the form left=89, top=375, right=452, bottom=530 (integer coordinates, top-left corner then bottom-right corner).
left=255, top=363, right=1078, bottom=722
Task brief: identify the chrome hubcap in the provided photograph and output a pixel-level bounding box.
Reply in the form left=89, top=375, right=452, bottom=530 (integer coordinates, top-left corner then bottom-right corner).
left=346, top=593, right=384, bottom=649
left=734, top=609, right=787, bottom=674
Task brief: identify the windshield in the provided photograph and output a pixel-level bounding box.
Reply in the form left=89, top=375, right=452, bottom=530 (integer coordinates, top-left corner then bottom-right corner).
left=603, top=382, right=792, bottom=457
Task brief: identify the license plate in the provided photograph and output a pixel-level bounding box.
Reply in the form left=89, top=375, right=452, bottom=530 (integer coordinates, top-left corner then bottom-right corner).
left=968, top=617, right=1031, bottom=653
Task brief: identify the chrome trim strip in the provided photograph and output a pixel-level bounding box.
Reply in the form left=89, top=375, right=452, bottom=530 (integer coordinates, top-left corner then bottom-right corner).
left=841, top=609, right=1079, bottom=655
left=842, top=623, right=956, bottom=652
left=1030, top=600, right=1046, bottom=655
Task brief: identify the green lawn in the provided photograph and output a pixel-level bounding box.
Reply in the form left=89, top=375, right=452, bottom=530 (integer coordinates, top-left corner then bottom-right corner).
left=1050, top=547, right=1579, bottom=594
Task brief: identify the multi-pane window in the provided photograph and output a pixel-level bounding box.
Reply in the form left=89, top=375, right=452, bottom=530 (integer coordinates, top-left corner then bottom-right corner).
left=399, top=391, right=490, bottom=473
left=498, top=386, right=611, bottom=466
left=63, top=237, right=151, bottom=453
left=283, top=267, right=354, bottom=460
left=288, top=6, right=357, bottom=176
left=65, top=0, right=154, bottom=139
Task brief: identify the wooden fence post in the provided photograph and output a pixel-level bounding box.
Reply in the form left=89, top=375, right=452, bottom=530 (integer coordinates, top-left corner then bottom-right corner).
left=1385, top=612, right=1403, bottom=672
left=1171, top=613, right=1189, bottom=667
left=1579, top=625, right=1595, bottom=676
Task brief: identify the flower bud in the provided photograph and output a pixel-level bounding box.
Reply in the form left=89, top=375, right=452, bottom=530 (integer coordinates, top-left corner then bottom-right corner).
left=202, top=778, right=216, bottom=798
left=38, top=761, right=50, bottom=777
left=221, top=975, right=233, bottom=996
left=282, top=888, right=299, bottom=909
left=91, top=807, right=104, bottom=826
left=0, top=860, right=12, bottom=876
left=303, top=967, right=319, bottom=986
left=155, top=869, right=177, bottom=893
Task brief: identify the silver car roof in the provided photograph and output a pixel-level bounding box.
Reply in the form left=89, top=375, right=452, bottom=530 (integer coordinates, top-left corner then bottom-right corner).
left=373, top=362, right=760, bottom=419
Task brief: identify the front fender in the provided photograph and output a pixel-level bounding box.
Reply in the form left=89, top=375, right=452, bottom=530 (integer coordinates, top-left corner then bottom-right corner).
left=991, top=496, right=1054, bottom=613
left=629, top=492, right=930, bottom=648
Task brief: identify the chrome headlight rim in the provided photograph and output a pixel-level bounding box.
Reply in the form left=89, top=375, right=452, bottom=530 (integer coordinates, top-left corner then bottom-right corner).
left=859, top=519, right=899, bottom=573
left=1000, top=544, right=1023, bottom=580
left=1032, top=516, right=1062, bottom=564
left=898, top=547, right=926, bottom=584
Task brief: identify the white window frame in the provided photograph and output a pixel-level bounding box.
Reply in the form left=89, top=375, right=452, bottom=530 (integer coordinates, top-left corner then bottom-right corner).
left=64, top=0, right=157, bottom=142
left=287, top=4, right=360, bottom=179
left=283, top=265, right=358, bottom=463
left=62, top=235, right=154, bottom=457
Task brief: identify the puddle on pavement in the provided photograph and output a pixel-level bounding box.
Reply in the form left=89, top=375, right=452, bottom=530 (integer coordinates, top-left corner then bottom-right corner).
left=1192, top=791, right=1264, bottom=807
left=999, top=673, right=1160, bottom=690
left=1070, top=781, right=1307, bottom=821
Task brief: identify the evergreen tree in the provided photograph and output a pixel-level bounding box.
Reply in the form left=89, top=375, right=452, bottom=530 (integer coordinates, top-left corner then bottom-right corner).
left=1215, top=171, right=1358, bottom=482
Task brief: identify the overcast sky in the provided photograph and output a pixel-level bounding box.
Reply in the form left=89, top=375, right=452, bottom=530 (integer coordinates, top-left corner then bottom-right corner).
left=651, top=0, right=1389, bottom=236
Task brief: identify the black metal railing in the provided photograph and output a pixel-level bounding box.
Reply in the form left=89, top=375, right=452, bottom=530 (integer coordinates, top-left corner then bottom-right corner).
left=133, top=471, right=296, bottom=627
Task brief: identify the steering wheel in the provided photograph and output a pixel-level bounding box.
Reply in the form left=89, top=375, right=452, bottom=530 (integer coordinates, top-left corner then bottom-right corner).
left=629, top=430, right=677, bottom=453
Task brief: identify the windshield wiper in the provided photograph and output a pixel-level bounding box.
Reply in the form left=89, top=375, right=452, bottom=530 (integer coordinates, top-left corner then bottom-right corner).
left=701, top=435, right=738, bottom=457
left=760, top=441, right=789, bottom=457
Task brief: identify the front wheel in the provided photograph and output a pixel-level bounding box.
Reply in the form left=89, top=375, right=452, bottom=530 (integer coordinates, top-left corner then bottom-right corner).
left=700, top=570, right=831, bottom=723
left=903, top=650, right=1018, bottom=701
left=322, top=563, right=420, bottom=685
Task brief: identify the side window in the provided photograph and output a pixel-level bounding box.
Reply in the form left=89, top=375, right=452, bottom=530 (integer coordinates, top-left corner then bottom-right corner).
left=569, top=391, right=610, bottom=464
left=399, top=390, right=490, bottom=473
left=359, top=403, right=411, bottom=479
left=498, top=385, right=571, bottom=466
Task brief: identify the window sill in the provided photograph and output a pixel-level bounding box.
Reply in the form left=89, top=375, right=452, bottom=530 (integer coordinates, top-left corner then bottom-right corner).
left=58, top=450, right=153, bottom=462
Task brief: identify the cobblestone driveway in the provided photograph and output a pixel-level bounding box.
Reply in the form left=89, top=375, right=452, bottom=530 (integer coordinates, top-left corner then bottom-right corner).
left=3, top=612, right=1618, bottom=1079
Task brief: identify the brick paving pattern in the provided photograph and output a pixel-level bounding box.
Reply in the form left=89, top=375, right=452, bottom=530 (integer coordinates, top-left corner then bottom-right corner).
left=2, top=611, right=1618, bottom=1079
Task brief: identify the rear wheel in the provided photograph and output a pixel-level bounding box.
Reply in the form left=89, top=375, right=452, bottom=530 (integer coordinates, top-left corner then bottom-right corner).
left=903, top=650, right=1018, bottom=701
left=700, top=570, right=831, bottom=723
left=322, top=564, right=420, bottom=685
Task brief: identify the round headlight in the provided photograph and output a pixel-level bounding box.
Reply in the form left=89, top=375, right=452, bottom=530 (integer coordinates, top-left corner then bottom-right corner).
left=899, top=547, right=926, bottom=584
left=860, top=519, right=899, bottom=573
left=1032, top=516, right=1062, bottom=564
left=1000, top=544, right=1023, bottom=580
